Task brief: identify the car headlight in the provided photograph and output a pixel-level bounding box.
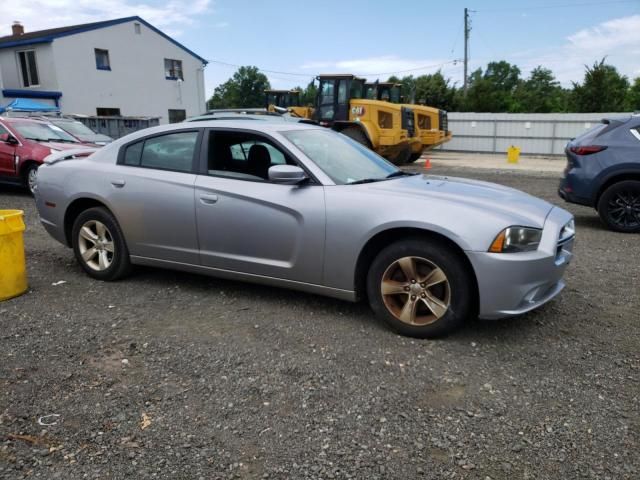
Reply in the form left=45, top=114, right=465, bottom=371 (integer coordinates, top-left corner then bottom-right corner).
left=489, top=226, right=542, bottom=253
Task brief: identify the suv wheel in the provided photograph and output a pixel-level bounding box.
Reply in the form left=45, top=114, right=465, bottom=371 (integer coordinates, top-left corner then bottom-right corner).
left=366, top=238, right=474, bottom=338
left=597, top=180, right=640, bottom=233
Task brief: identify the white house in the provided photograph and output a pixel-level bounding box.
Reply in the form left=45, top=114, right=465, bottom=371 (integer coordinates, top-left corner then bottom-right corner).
left=0, top=17, right=207, bottom=123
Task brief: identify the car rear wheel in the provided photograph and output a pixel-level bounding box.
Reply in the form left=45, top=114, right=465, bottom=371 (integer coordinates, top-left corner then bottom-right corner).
left=23, top=164, right=38, bottom=195
left=597, top=180, right=640, bottom=233
left=366, top=238, right=473, bottom=338
left=72, top=207, right=132, bottom=280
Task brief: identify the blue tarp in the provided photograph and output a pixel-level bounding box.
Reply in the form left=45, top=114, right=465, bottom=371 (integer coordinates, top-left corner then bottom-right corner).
left=0, top=98, right=60, bottom=113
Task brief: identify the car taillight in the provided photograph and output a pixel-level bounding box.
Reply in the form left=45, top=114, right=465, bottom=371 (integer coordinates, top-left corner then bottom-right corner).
left=569, top=145, right=607, bottom=155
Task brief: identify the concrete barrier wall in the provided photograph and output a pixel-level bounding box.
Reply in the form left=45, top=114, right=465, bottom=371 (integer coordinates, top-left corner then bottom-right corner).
left=440, top=112, right=632, bottom=155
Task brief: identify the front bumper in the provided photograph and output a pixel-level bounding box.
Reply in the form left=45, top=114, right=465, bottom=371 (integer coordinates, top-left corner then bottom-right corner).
left=467, top=207, right=575, bottom=319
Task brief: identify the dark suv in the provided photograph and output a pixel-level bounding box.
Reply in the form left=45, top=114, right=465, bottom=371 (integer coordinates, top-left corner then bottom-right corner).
left=559, top=115, right=640, bottom=233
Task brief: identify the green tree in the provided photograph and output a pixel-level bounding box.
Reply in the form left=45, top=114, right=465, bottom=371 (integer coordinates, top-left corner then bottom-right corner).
left=412, top=71, right=458, bottom=111
left=513, top=66, right=567, bottom=113
left=300, top=80, right=318, bottom=106
left=462, top=61, right=521, bottom=112
left=207, top=66, right=271, bottom=109
left=625, top=77, right=640, bottom=111
left=571, top=59, right=629, bottom=112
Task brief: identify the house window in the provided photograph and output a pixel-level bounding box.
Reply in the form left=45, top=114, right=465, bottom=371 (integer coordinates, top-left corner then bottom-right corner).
left=168, top=109, right=186, bottom=123
left=96, top=107, right=121, bottom=116
left=17, top=50, right=39, bottom=87
left=95, top=49, right=111, bottom=70
left=164, top=59, right=183, bottom=80
left=134, top=22, right=141, bottom=34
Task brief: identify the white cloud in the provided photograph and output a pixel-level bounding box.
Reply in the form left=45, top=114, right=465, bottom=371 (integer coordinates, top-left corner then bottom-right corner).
left=1, top=0, right=213, bottom=37
left=504, top=14, right=640, bottom=85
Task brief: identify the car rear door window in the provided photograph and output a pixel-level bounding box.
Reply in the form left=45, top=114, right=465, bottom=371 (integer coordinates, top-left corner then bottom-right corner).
left=124, top=140, right=143, bottom=165
left=122, top=131, right=198, bottom=172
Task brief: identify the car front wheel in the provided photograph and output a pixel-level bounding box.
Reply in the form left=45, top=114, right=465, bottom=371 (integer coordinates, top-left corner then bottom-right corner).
left=366, top=238, right=474, bottom=338
left=71, top=207, right=132, bottom=280
left=597, top=180, right=640, bottom=233
left=23, top=164, right=38, bottom=195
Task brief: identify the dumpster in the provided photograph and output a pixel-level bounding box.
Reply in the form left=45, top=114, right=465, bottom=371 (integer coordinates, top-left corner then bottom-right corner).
left=0, top=210, right=28, bottom=301
left=507, top=145, right=521, bottom=164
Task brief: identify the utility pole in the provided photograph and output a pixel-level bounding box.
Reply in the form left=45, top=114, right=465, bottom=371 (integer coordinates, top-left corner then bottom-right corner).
left=463, top=7, right=471, bottom=94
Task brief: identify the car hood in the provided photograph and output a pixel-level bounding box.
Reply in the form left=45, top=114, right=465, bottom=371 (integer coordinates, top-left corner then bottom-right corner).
left=367, top=174, right=553, bottom=227
left=39, top=141, right=90, bottom=150
left=77, top=133, right=113, bottom=143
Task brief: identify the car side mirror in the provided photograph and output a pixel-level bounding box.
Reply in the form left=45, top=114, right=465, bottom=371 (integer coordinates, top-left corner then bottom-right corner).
left=268, top=164, right=308, bottom=185
left=0, top=133, right=19, bottom=145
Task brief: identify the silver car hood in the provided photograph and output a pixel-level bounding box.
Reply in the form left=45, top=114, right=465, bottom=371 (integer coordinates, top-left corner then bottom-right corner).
left=368, top=174, right=553, bottom=227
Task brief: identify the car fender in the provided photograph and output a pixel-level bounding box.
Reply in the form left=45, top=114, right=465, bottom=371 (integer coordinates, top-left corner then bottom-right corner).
left=591, top=163, right=640, bottom=204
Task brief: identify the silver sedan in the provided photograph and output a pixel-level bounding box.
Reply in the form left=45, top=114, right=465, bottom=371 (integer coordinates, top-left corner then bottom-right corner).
left=35, top=121, right=575, bottom=337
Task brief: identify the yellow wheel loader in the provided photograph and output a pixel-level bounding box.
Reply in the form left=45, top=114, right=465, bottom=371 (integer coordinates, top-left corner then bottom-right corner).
left=365, top=82, right=452, bottom=162
left=314, top=75, right=422, bottom=165
left=265, top=89, right=314, bottom=119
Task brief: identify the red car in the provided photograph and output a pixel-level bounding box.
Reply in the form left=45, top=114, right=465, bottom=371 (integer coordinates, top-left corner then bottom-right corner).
left=0, top=117, right=97, bottom=194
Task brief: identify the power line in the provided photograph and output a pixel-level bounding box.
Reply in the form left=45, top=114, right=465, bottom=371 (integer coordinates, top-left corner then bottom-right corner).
left=206, top=58, right=463, bottom=80
left=357, top=59, right=462, bottom=77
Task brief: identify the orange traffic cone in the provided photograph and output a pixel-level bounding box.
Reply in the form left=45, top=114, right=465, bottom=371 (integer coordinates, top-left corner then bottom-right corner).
left=424, top=158, right=432, bottom=170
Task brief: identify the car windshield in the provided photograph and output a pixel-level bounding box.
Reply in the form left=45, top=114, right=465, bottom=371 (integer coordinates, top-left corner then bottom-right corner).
left=282, top=129, right=399, bottom=185
left=52, top=120, right=96, bottom=137
left=12, top=122, right=80, bottom=143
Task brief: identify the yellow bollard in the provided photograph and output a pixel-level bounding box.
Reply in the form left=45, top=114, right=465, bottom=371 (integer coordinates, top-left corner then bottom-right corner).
left=507, top=145, right=521, bottom=164
left=0, top=210, right=28, bottom=301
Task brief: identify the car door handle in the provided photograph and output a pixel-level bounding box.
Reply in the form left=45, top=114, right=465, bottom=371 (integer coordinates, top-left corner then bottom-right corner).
left=199, top=194, right=218, bottom=204
left=110, top=179, right=126, bottom=188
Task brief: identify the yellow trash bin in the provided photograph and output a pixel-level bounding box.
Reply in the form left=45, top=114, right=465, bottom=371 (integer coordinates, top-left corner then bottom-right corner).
left=0, top=210, right=28, bottom=301
left=507, top=145, right=521, bottom=164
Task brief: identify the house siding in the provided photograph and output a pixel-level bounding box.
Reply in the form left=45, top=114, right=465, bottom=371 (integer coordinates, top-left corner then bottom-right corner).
left=0, top=19, right=206, bottom=122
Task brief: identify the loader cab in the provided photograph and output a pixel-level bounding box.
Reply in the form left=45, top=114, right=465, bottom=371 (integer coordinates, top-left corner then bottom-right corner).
left=364, top=82, right=402, bottom=103
left=265, top=90, right=301, bottom=109
left=315, top=74, right=365, bottom=124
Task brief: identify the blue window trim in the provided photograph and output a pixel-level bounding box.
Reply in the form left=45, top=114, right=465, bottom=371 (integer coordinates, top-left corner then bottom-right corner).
left=0, top=16, right=207, bottom=65
left=97, top=65, right=111, bottom=71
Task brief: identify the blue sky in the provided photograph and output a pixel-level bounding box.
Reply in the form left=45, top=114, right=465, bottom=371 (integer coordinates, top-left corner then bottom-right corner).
left=5, top=0, right=640, bottom=96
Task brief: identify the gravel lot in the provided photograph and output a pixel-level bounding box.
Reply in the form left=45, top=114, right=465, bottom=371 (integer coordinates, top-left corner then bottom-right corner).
left=1, top=163, right=638, bottom=480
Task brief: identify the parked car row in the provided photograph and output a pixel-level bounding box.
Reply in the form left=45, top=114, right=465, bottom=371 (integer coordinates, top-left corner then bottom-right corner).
left=0, top=115, right=112, bottom=194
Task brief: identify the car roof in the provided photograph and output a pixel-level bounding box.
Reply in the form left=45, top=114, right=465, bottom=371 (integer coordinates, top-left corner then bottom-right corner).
left=0, top=116, right=52, bottom=125
left=114, top=119, right=324, bottom=144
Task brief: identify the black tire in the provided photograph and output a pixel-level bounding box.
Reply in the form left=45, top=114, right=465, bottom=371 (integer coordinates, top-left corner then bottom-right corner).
left=23, top=163, right=39, bottom=195
left=596, top=180, right=640, bottom=233
left=341, top=127, right=370, bottom=148
left=366, top=238, right=474, bottom=338
left=71, top=207, right=132, bottom=280
left=388, top=145, right=411, bottom=166
left=408, top=152, right=423, bottom=163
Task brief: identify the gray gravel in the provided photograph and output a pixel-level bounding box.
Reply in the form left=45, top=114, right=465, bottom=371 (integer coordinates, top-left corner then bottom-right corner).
left=1, top=164, right=638, bottom=479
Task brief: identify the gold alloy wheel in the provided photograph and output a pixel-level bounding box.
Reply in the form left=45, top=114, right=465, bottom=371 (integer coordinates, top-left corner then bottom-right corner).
left=380, top=256, right=451, bottom=326
left=78, top=220, right=115, bottom=271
